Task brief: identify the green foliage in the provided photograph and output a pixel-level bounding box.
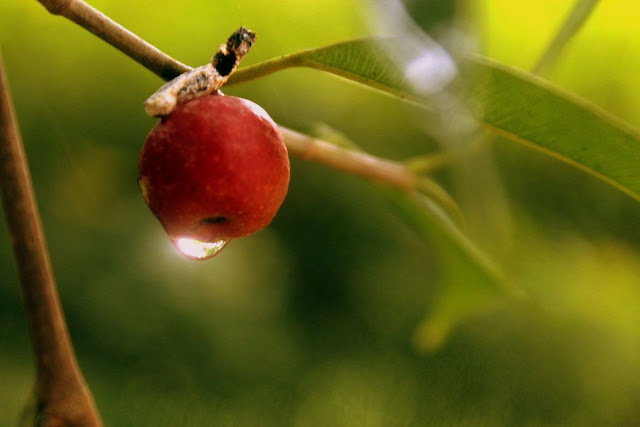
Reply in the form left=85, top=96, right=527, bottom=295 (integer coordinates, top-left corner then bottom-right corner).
left=229, top=23, right=640, bottom=351
left=464, top=57, right=640, bottom=201
left=2, top=0, right=640, bottom=425
left=231, top=37, right=640, bottom=202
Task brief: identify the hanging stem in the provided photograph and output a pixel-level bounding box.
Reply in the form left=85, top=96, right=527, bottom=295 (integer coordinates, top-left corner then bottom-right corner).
left=0, top=54, right=102, bottom=426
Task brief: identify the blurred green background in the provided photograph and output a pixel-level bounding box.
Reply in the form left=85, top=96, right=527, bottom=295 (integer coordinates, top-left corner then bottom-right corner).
left=2, top=0, right=640, bottom=425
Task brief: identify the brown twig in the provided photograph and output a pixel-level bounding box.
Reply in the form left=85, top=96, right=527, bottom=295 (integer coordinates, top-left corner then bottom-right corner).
left=37, top=0, right=190, bottom=81
left=281, top=126, right=416, bottom=191
left=0, top=54, right=102, bottom=425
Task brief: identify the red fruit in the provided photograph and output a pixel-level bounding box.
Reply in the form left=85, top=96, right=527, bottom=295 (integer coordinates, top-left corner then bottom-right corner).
left=138, top=95, right=289, bottom=259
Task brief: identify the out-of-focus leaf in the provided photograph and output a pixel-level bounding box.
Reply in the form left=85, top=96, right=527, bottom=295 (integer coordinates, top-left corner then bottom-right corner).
left=380, top=187, right=520, bottom=352
left=228, top=37, right=640, bottom=202
left=302, top=124, right=509, bottom=350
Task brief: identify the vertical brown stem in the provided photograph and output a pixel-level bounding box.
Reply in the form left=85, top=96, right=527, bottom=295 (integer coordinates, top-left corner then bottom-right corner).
left=0, top=55, right=102, bottom=425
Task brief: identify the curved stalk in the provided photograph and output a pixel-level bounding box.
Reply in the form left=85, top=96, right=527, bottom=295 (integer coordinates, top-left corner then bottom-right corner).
left=0, top=53, right=102, bottom=426
left=281, top=126, right=416, bottom=191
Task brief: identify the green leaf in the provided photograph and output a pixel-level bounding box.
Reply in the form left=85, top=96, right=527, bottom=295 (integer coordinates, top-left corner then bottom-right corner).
left=379, top=187, right=521, bottom=352
left=464, top=56, right=640, bottom=202
left=228, top=38, right=640, bottom=202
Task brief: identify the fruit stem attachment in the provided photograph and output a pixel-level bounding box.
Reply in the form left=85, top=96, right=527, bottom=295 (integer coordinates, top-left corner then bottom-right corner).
left=35, top=0, right=462, bottom=223
left=144, top=27, right=256, bottom=117
left=0, top=53, right=102, bottom=425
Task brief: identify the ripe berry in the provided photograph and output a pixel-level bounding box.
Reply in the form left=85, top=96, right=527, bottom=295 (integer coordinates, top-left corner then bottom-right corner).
left=138, top=95, right=289, bottom=259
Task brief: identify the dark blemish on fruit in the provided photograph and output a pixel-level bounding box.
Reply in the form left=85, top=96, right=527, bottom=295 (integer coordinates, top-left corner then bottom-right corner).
left=201, top=216, right=227, bottom=224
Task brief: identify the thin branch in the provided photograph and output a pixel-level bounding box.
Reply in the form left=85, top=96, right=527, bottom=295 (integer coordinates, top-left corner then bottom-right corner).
left=281, top=128, right=467, bottom=227
left=281, top=126, right=416, bottom=191
left=226, top=53, right=304, bottom=86
left=37, top=0, right=190, bottom=80
left=416, top=177, right=465, bottom=228
left=0, top=53, right=102, bottom=426
left=532, top=0, right=601, bottom=74
left=404, top=152, right=451, bottom=174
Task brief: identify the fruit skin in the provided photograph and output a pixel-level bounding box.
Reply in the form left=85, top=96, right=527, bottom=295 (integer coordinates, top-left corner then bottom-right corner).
left=138, top=94, right=289, bottom=243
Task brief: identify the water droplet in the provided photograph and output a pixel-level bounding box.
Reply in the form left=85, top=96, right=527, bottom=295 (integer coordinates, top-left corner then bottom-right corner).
left=172, top=237, right=229, bottom=260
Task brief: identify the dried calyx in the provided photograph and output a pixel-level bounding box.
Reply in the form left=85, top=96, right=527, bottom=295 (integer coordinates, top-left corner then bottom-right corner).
left=144, top=27, right=256, bottom=117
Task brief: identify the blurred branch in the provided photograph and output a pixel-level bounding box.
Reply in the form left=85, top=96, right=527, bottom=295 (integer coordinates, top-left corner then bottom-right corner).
left=0, top=54, right=102, bottom=425
left=416, top=177, right=465, bottom=228
left=404, top=152, right=451, bottom=174
left=532, top=0, right=601, bottom=74
left=282, top=127, right=466, bottom=226
left=36, top=0, right=191, bottom=81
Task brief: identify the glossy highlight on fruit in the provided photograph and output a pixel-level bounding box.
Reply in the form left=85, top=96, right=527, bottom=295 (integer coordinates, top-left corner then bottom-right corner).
left=138, top=95, right=289, bottom=259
